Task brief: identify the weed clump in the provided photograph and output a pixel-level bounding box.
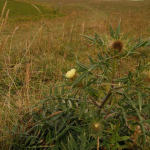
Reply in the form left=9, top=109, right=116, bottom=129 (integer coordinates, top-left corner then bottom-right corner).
left=8, top=22, right=150, bottom=149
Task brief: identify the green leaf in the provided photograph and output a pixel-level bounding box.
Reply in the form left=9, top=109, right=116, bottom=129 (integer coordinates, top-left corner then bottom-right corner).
left=104, top=141, right=110, bottom=150
left=72, top=70, right=89, bottom=87
left=54, top=86, right=58, bottom=97
left=142, top=104, right=150, bottom=111
left=138, top=89, right=142, bottom=112
left=61, top=141, right=67, bottom=150
left=30, top=137, right=36, bottom=145
left=85, top=140, right=97, bottom=150
left=61, top=86, right=65, bottom=95
left=95, top=33, right=103, bottom=46
left=115, top=77, right=128, bottom=82
left=24, top=136, right=32, bottom=146
left=121, top=107, right=127, bottom=124
left=97, top=53, right=104, bottom=60
left=109, top=23, right=114, bottom=38
left=49, top=86, right=52, bottom=96
left=79, top=95, right=86, bottom=118
left=122, top=32, right=130, bottom=40
left=124, top=95, right=146, bottom=147
left=70, top=134, right=78, bottom=150
left=76, top=60, right=88, bottom=70
left=118, top=136, right=130, bottom=141
left=69, top=126, right=82, bottom=132
left=46, top=131, right=52, bottom=142
left=80, top=132, right=86, bottom=150
left=86, top=86, right=100, bottom=97
left=57, top=128, right=68, bottom=139
left=132, top=41, right=148, bottom=52
left=53, top=143, right=60, bottom=150
left=146, top=131, right=150, bottom=136
left=68, top=137, right=73, bottom=150
left=142, top=119, right=150, bottom=123
left=115, top=20, right=121, bottom=39
left=88, top=55, right=95, bottom=64
left=81, top=34, right=95, bottom=43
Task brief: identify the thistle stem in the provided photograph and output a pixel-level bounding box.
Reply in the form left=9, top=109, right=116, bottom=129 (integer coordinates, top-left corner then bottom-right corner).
left=97, top=136, right=99, bottom=150
left=90, top=58, right=116, bottom=109
left=89, top=91, right=112, bottom=109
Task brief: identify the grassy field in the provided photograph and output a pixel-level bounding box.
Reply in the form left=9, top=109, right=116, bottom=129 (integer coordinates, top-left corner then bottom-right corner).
left=0, top=0, right=62, bottom=22
left=0, top=0, right=150, bottom=149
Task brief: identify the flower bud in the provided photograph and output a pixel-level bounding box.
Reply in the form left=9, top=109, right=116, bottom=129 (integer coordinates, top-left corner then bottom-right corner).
left=91, top=122, right=101, bottom=133
left=65, top=69, right=76, bottom=79
left=111, top=40, right=124, bottom=53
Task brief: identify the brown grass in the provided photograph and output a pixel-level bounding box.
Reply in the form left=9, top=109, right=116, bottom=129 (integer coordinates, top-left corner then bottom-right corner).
left=0, top=0, right=150, bottom=149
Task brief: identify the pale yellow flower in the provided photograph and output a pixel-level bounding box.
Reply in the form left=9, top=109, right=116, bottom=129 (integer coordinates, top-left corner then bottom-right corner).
left=66, top=69, right=76, bottom=79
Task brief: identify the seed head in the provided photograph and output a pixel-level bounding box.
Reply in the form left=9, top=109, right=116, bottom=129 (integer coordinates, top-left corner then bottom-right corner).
left=111, top=40, right=124, bottom=52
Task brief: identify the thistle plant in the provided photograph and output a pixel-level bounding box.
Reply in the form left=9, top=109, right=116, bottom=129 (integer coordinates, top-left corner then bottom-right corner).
left=11, top=22, right=150, bottom=150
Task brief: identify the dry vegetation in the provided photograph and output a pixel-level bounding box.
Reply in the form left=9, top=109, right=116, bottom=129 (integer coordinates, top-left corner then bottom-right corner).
left=0, top=0, right=150, bottom=149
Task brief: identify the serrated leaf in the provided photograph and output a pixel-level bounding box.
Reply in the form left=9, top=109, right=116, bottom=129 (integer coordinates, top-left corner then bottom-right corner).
left=95, top=33, right=103, bottom=46
left=97, top=53, right=103, bottom=60
left=72, top=70, right=89, bottom=87
left=81, top=34, right=95, bottom=43
left=132, top=41, right=148, bottom=52
left=76, top=60, right=88, bottom=70
left=88, top=55, right=95, bottom=64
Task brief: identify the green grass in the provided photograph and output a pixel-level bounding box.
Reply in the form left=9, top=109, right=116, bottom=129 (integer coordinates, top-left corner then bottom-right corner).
left=0, top=0, right=62, bottom=22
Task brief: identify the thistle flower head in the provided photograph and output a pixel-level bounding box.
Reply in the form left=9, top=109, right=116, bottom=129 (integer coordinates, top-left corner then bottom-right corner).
left=65, top=69, right=76, bottom=79
left=91, top=122, right=101, bottom=133
left=111, top=40, right=124, bottom=52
